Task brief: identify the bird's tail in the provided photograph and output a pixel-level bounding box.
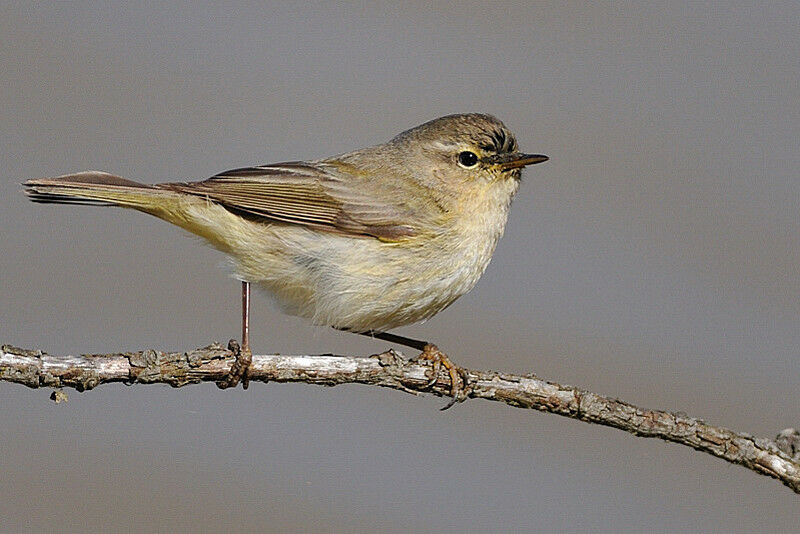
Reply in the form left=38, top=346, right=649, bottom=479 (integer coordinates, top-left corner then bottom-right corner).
left=23, top=171, right=179, bottom=211
left=24, top=171, right=245, bottom=254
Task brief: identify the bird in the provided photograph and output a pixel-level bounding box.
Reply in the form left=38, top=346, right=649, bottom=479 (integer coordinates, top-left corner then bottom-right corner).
left=24, top=113, right=548, bottom=407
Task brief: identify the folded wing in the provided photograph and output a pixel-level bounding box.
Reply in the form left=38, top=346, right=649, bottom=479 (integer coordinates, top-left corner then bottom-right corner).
left=162, top=162, right=429, bottom=241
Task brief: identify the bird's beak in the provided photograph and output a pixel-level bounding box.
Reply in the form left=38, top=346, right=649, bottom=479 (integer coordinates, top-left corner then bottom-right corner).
left=491, top=152, right=549, bottom=170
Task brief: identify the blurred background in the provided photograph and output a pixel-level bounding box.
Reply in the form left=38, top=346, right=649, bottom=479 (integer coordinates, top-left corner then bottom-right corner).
left=1, top=2, right=798, bottom=532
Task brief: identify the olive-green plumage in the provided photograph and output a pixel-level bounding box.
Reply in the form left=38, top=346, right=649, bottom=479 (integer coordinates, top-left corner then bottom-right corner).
left=24, top=113, right=547, bottom=332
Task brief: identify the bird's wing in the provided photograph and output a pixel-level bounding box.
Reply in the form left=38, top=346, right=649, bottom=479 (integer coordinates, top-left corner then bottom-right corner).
left=161, top=161, right=427, bottom=240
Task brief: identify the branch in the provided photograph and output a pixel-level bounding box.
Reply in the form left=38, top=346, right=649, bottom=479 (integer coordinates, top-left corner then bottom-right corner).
left=2, top=342, right=799, bottom=493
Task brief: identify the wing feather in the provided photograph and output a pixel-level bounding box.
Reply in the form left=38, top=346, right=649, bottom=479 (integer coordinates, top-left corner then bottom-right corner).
left=160, top=161, right=424, bottom=240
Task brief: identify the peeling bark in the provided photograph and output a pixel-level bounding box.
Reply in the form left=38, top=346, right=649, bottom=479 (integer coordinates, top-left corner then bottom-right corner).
left=2, top=342, right=798, bottom=494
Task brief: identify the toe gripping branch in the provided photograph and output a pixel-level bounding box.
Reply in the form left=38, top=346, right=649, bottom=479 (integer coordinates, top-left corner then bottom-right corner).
left=416, top=344, right=471, bottom=410
left=217, top=339, right=252, bottom=390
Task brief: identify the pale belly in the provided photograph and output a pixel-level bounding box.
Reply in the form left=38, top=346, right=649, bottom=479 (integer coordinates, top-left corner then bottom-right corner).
left=234, top=224, right=500, bottom=332
left=178, top=183, right=513, bottom=333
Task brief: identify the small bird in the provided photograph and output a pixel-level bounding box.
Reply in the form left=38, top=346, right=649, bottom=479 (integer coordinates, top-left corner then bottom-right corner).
left=24, top=113, right=548, bottom=406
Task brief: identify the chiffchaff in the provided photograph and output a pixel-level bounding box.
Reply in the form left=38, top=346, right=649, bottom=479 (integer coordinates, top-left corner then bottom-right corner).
left=25, top=113, right=548, bottom=402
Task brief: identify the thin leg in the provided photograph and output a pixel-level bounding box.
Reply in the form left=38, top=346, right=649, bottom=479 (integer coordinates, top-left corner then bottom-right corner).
left=358, top=330, right=428, bottom=351
left=217, top=281, right=253, bottom=389
left=354, top=330, right=468, bottom=409
left=241, top=280, right=251, bottom=353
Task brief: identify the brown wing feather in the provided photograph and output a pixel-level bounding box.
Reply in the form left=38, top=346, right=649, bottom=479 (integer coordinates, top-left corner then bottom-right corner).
left=160, top=162, right=419, bottom=240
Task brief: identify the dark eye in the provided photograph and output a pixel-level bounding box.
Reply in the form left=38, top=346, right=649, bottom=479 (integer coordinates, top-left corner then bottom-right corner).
left=457, top=151, right=479, bottom=168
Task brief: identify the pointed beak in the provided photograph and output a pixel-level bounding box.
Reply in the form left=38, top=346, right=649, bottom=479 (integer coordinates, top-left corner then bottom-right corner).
left=490, top=152, right=549, bottom=170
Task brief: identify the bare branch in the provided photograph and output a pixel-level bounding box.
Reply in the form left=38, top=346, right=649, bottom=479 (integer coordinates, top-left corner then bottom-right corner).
left=2, top=342, right=798, bottom=493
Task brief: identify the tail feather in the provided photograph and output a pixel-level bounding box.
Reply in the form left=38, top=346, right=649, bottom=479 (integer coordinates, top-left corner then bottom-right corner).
left=23, top=171, right=168, bottom=209
left=26, top=194, right=115, bottom=206
left=24, top=170, right=242, bottom=254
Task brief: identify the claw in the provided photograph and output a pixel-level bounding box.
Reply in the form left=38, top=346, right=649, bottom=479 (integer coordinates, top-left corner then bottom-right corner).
left=217, top=338, right=252, bottom=389
left=416, top=344, right=467, bottom=409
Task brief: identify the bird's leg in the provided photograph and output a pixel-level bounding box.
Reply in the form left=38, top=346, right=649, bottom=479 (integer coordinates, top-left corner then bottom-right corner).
left=241, top=280, right=251, bottom=355
left=217, top=281, right=252, bottom=389
left=356, top=330, right=469, bottom=410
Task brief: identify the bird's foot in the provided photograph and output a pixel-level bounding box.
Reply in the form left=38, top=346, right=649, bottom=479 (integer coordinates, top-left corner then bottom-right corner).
left=416, top=344, right=470, bottom=410
left=217, top=339, right=252, bottom=390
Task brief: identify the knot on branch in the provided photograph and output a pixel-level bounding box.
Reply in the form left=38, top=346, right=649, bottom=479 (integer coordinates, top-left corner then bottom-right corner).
left=776, top=428, right=800, bottom=461
left=371, top=348, right=406, bottom=373
left=370, top=349, right=429, bottom=395
left=126, top=343, right=229, bottom=387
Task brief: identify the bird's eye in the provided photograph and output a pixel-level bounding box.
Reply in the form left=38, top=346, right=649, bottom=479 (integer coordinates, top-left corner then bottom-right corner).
left=457, top=151, right=479, bottom=168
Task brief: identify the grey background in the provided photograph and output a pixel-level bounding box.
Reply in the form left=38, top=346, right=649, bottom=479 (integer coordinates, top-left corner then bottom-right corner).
left=2, top=2, right=798, bottom=532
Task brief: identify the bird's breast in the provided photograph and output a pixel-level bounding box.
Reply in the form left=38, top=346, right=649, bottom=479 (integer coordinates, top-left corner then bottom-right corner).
left=233, top=179, right=517, bottom=332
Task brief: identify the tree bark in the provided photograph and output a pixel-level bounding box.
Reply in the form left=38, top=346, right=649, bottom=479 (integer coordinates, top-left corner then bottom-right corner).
left=2, top=342, right=798, bottom=494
